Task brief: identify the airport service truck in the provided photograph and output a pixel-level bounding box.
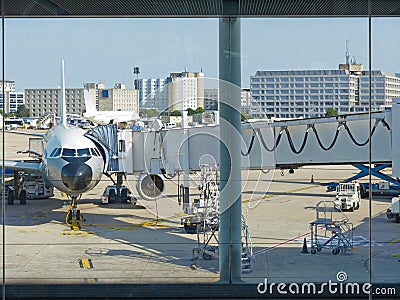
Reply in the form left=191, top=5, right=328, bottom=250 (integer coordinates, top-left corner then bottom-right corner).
left=387, top=197, right=400, bottom=223
left=334, top=182, right=361, bottom=212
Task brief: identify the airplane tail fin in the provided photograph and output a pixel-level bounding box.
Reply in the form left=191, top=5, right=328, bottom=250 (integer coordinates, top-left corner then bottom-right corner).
left=60, top=59, right=67, bottom=125
left=83, top=90, right=97, bottom=115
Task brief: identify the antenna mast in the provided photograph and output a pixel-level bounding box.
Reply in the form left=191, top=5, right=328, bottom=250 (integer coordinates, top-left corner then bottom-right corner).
left=345, top=40, right=350, bottom=65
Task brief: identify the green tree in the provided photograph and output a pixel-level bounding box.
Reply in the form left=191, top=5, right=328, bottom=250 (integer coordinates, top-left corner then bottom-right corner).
left=170, top=110, right=182, bottom=116
left=186, top=108, right=195, bottom=116
left=16, top=105, right=30, bottom=118
left=241, top=111, right=252, bottom=122
left=195, top=107, right=205, bottom=114
left=187, top=107, right=205, bottom=116
left=140, top=108, right=159, bottom=117
left=325, top=108, right=338, bottom=117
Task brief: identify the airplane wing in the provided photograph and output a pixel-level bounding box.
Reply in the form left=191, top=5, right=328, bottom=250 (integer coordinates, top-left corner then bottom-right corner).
left=0, top=160, right=43, bottom=174
left=7, top=131, right=46, bottom=138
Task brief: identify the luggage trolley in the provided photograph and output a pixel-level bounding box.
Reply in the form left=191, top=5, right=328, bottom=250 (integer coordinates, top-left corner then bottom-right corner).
left=309, top=201, right=354, bottom=255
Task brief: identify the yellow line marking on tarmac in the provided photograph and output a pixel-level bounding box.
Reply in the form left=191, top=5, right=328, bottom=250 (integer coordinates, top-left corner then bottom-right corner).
left=140, top=221, right=167, bottom=228
left=62, top=230, right=96, bottom=236
left=243, top=184, right=320, bottom=204
left=81, top=221, right=170, bottom=230
left=32, top=214, right=48, bottom=218
left=79, top=259, right=93, bottom=269
left=84, top=278, right=98, bottom=283
left=389, top=237, right=400, bottom=244
left=103, top=227, right=139, bottom=231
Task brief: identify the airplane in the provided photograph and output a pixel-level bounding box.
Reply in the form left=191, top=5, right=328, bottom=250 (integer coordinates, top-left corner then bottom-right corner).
left=83, top=90, right=139, bottom=125
left=0, top=60, right=105, bottom=227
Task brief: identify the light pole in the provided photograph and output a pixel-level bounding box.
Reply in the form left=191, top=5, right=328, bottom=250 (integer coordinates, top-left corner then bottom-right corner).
left=133, top=66, right=140, bottom=90
left=134, top=66, right=140, bottom=115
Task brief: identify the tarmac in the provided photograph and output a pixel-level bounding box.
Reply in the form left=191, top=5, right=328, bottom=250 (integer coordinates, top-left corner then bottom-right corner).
left=1, top=130, right=400, bottom=297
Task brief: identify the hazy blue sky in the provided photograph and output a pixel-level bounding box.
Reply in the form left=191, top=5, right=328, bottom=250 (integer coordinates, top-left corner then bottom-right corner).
left=4, top=17, right=400, bottom=91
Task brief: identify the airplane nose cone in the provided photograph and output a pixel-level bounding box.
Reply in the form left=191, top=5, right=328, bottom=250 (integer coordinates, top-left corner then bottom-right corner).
left=61, top=163, right=93, bottom=192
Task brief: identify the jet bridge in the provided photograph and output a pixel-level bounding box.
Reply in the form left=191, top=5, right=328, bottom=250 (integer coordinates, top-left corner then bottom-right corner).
left=119, top=104, right=397, bottom=177
left=90, top=99, right=400, bottom=199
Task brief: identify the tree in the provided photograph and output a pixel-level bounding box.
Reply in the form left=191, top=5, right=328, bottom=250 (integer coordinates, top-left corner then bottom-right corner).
left=195, top=107, right=205, bottom=115
left=187, top=107, right=205, bottom=116
left=186, top=108, right=195, bottom=116
left=140, top=108, right=159, bottom=118
left=16, top=105, right=30, bottom=118
left=241, top=111, right=252, bottom=122
left=170, top=110, right=182, bottom=116
left=325, top=108, right=338, bottom=117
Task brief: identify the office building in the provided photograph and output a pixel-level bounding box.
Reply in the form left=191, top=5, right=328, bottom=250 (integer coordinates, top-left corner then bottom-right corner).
left=0, top=80, right=15, bottom=92
left=167, top=71, right=204, bottom=111
left=250, top=64, right=400, bottom=119
left=84, top=82, right=106, bottom=110
left=98, top=83, right=139, bottom=113
left=6, top=92, right=25, bottom=113
left=0, top=80, right=16, bottom=112
left=241, top=88, right=251, bottom=115
left=138, top=71, right=205, bottom=112
left=204, top=88, right=218, bottom=110
left=25, top=88, right=84, bottom=118
left=137, top=78, right=168, bottom=112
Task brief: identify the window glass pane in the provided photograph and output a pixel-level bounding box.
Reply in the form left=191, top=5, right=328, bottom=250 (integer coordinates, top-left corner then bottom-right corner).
left=77, top=148, right=90, bottom=157
left=4, top=5, right=400, bottom=298
left=62, top=148, right=76, bottom=156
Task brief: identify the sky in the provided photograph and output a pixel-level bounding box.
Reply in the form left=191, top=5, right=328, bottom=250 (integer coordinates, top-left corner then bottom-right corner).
left=4, top=17, right=400, bottom=91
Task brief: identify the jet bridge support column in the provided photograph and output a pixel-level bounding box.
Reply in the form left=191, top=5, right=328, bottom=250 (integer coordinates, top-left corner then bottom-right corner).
left=219, top=6, right=242, bottom=283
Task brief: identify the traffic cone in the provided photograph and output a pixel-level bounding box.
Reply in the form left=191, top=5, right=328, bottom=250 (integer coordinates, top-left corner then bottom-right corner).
left=301, top=238, right=309, bottom=253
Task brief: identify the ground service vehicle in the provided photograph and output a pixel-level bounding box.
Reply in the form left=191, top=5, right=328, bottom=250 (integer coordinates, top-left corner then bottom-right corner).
left=387, top=196, right=400, bottom=223
left=334, top=182, right=361, bottom=212
left=101, top=185, right=137, bottom=205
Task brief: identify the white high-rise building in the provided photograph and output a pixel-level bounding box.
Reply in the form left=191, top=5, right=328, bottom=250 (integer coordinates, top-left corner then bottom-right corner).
left=137, top=78, right=168, bottom=112
left=167, top=71, right=204, bottom=111
left=250, top=64, right=400, bottom=119
left=7, top=92, right=25, bottom=113
left=0, top=80, right=15, bottom=92
left=241, top=88, right=251, bottom=115
left=0, top=80, right=16, bottom=113
left=138, top=71, right=205, bottom=112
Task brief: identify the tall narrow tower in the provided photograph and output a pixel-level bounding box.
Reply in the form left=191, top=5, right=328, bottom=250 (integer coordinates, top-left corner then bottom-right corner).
left=345, top=40, right=350, bottom=65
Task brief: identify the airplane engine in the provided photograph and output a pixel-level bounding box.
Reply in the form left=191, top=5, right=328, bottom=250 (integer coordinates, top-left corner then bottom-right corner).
left=136, top=173, right=165, bottom=200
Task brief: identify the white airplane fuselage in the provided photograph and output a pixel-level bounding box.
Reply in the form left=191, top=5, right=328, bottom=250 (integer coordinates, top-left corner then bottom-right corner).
left=83, top=111, right=138, bottom=126
left=43, top=124, right=104, bottom=196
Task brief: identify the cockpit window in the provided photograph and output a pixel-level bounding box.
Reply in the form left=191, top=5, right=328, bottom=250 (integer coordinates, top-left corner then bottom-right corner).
left=50, top=148, right=62, bottom=157
left=62, top=148, right=76, bottom=157
left=77, top=148, right=91, bottom=157
left=90, top=148, right=101, bottom=157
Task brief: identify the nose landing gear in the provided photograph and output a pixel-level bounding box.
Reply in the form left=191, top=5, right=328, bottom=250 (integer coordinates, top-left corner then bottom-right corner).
left=65, top=195, right=85, bottom=231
